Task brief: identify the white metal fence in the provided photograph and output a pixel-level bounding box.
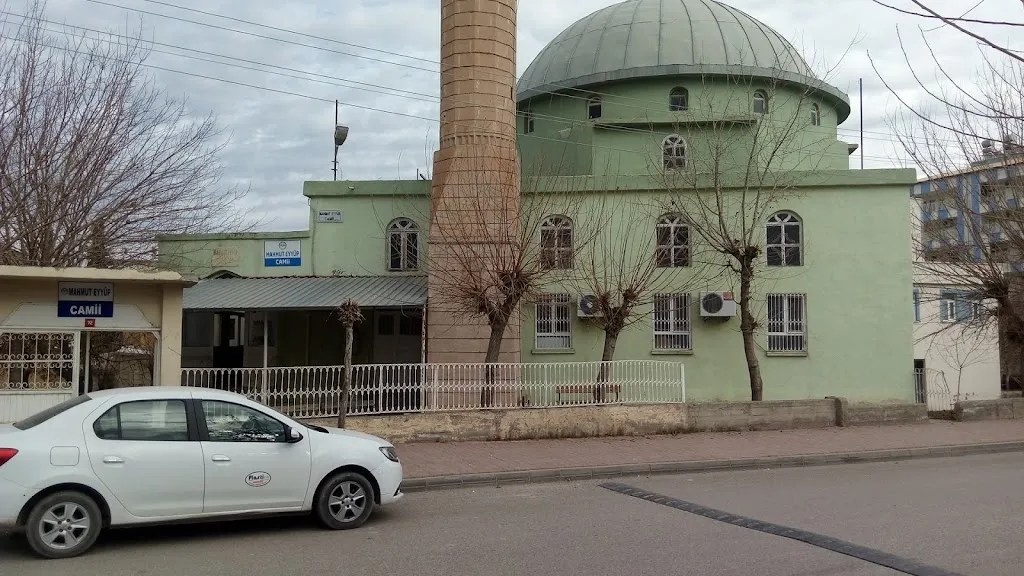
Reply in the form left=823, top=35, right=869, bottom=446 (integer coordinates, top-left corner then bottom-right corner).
left=181, top=360, right=686, bottom=419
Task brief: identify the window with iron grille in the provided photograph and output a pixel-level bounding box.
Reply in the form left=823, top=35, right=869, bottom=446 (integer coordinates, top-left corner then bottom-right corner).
left=766, top=211, right=802, bottom=266
left=656, top=214, right=690, bottom=267
left=535, top=294, right=572, bottom=349
left=387, top=218, right=419, bottom=271
left=767, top=293, right=807, bottom=353
left=653, top=293, right=691, bottom=351
left=662, top=135, right=686, bottom=170
left=540, top=216, right=574, bottom=269
left=669, top=87, right=689, bottom=111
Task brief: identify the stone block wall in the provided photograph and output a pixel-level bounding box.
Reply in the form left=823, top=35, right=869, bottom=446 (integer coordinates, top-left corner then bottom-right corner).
left=953, top=398, right=1024, bottom=421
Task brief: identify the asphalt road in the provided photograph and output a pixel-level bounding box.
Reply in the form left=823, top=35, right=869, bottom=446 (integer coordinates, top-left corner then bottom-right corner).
left=2, top=452, right=1021, bottom=575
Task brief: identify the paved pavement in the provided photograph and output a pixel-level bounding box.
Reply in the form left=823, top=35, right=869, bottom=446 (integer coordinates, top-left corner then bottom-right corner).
left=397, top=419, right=1024, bottom=478
left=3, top=452, right=1021, bottom=575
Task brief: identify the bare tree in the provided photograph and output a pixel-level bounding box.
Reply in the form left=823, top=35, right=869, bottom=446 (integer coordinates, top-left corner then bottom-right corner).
left=656, top=70, right=841, bottom=401
left=0, top=1, right=248, bottom=267
left=872, top=3, right=1024, bottom=388
left=571, top=195, right=710, bottom=398
left=336, top=300, right=363, bottom=428
left=427, top=150, right=590, bottom=405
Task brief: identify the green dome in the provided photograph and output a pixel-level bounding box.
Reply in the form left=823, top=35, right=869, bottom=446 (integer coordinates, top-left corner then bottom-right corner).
left=517, top=0, right=850, bottom=121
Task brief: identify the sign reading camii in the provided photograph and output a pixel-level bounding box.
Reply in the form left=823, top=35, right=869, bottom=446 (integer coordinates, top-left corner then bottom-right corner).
left=57, top=282, right=114, bottom=318
left=264, top=240, right=301, bottom=267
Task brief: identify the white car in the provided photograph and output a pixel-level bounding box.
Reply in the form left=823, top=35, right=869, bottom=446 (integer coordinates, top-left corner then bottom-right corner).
left=0, top=387, right=404, bottom=559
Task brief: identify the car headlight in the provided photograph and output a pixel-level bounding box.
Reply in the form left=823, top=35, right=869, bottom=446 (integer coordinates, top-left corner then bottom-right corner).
left=379, top=446, right=399, bottom=462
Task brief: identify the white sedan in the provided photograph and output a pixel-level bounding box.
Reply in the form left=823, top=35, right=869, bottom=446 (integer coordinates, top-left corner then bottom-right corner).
left=0, top=387, right=404, bottom=559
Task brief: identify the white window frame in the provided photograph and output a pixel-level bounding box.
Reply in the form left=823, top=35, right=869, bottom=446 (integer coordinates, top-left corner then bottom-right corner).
left=523, top=109, right=535, bottom=134
left=387, top=218, right=419, bottom=271
left=662, top=134, right=686, bottom=170
left=587, top=95, right=602, bottom=119
left=810, top=103, right=820, bottom=126
left=535, top=294, right=572, bottom=350
left=766, top=211, right=802, bottom=267
left=653, top=293, right=692, bottom=351
left=656, top=213, right=690, bottom=267
left=540, top=216, right=574, bottom=269
left=767, top=293, right=807, bottom=354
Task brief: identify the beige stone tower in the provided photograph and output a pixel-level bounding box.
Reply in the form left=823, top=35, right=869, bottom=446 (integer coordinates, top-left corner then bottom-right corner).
left=427, top=0, right=521, bottom=364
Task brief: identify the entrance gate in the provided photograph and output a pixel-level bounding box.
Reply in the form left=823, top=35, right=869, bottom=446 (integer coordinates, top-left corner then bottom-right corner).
left=0, top=330, right=80, bottom=422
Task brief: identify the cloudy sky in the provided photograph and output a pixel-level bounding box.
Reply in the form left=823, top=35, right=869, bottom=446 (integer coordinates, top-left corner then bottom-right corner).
left=11, top=0, right=1019, bottom=230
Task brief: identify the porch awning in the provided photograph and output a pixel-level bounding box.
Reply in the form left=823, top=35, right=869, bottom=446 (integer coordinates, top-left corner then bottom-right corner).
left=182, top=275, right=427, bottom=311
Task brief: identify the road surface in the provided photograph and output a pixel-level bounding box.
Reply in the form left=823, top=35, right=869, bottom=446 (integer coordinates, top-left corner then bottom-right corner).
left=2, top=452, right=1021, bottom=575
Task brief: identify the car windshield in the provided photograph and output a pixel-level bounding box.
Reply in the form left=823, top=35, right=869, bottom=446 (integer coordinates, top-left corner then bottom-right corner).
left=13, top=394, right=92, bottom=430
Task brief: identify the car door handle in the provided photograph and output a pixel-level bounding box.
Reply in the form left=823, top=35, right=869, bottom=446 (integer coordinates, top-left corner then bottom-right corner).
left=211, top=455, right=231, bottom=462
left=102, top=456, right=124, bottom=464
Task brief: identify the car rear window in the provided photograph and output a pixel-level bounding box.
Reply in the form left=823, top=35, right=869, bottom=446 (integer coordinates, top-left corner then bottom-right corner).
left=13, top=395, right=92, bottom=430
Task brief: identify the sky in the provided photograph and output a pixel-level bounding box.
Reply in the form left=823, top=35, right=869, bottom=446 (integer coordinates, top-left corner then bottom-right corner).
left=7, top=0, right=1019, bottom=230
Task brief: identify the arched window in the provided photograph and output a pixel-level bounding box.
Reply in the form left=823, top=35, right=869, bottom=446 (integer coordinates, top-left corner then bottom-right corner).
left=587, top=95, right=602, bottom=119
left=753, top=90, right=768, bottom=115
left=523, top=109, right=535, bottom=134
left=663, top=134, right=686, bottom=169
left=669, top=87, right=689, bottom=111
left=387, top=218, right=419, bottom=271
left=766, top=211, right=802, bottom=266
left=810, top=103, right=820, bottom=126
left=656, top=214, right=690, bottom=267
left=541, top=216, right=573, bottom=269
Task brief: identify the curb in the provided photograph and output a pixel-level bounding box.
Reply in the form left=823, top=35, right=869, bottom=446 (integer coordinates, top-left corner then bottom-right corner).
left=401, top=440, right=1024, bottom=492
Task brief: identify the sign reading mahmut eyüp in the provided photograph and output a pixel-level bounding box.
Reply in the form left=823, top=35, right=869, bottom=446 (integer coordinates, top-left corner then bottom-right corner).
left=264, top=240, right=301, bottom=267
left=57, top=282, right=114, bottom=318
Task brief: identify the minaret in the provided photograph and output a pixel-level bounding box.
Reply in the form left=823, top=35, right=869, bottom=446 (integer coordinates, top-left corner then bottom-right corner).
left=427, top=0, right=521, bottom=364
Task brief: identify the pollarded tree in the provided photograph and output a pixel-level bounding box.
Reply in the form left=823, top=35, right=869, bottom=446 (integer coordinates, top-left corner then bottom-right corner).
left=656, top=65, right=846, bottom=401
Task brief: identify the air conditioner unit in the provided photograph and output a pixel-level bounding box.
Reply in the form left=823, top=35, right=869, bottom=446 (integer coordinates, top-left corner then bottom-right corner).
left=699, top=291, right=737, bottom=318
left=578, top=294, right=603, bottom=318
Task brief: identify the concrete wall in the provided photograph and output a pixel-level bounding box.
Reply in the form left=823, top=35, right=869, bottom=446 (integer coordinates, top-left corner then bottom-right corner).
left=953, top=398, right=1024, bottom=421
left=309, top=399, right=926, bottom=444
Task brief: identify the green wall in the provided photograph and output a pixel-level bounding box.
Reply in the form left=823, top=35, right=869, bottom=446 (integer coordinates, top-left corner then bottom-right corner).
left=518, top=181, right=916, bottom=403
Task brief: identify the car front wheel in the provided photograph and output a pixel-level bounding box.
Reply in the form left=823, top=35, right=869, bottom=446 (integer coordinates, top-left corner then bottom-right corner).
left=314, top=471, right=375, bottom=530
left=25, top=491, right=102, bottom=559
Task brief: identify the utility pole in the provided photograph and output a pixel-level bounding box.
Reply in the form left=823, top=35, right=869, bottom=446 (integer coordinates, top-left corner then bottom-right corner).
left=332, top=100, right=339, bottom=181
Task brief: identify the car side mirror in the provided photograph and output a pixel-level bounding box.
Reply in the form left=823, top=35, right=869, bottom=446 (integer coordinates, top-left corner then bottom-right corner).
left=286, top=427, right=303, bottom=443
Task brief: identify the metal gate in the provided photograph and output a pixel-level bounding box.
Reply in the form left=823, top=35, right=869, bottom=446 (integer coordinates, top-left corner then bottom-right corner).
left=0, top=330, right=81, bottom=423
left=914, top=367, right=955, bottom=413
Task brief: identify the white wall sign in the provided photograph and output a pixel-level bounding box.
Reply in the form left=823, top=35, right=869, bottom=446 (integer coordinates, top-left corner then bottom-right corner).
left=317, top=210, right=344, bottom=223
left=57, top=282, right=114, bottom=318
left=264, top=240, right=301, bottom=267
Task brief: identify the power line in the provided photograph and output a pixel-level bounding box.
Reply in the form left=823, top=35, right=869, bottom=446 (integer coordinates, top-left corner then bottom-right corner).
left=91, top=0, right=957, bottom=147
left=6, top=11, right=917, bottom=161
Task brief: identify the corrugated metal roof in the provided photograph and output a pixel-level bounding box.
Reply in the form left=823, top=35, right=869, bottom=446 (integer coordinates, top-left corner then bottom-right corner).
left=182, top=276, right=427, bottom=310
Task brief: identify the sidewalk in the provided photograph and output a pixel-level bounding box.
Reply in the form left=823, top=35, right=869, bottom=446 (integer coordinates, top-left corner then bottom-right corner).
left=397, top=420, right=1024, bottom=485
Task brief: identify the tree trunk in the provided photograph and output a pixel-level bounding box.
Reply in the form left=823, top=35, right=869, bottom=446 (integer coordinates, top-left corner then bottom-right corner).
left=481, top=321, right=505, bottom=407
left=595, top=329, right=619, bottom=402
left=738, top=263, right=764, bottom=401
left=337, top=323, right=354, bottom=428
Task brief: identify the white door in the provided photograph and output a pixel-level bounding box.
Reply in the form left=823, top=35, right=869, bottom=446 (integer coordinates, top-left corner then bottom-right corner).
left=84, top=399, right=205, bottom=518
left=197, top=399, right=312, bottom=513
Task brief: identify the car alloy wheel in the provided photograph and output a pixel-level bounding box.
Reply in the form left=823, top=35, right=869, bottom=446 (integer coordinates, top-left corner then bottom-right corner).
left=315, top=471, right=375, bottom=530
left=25, top=491, right=103, bottom=559
left=328, top=480, right=367, bottom=523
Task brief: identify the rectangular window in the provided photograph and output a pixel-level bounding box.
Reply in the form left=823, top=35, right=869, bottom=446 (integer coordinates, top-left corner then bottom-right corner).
left=535, top=294, right=572, bottom=349
left=653, top=293, right=692, bottom=351
left=940, top=290, right=981, bottom=322
left=913, top=289, right=921, bottom=322
left=767, top=293, right=807, bottom=353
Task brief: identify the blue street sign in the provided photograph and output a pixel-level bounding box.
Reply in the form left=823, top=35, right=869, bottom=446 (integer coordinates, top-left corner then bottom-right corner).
left=264, top=240, right=301, bottom=267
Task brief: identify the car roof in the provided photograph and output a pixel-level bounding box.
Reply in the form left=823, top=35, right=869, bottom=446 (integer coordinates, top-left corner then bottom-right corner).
left=87, top=386, right=247, bottom=402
